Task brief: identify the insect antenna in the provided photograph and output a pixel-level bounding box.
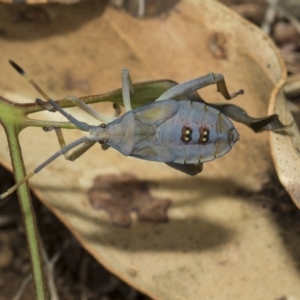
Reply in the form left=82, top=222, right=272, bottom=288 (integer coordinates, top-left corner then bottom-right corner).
left=9, top=60, right=90, bottom=131
left=0, top=61, right=93, bottom=200
left=9, top=60, right=51, bottom=101
left=0, top=136, right=88, bottom=200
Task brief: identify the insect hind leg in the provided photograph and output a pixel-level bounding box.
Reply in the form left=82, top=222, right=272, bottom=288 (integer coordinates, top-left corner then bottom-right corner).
left=212, top=73, right=244, bottom=100
left=156, top=73, right=244, bottom=101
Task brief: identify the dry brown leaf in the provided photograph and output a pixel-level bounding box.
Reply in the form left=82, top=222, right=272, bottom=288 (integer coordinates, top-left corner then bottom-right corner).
left=0, top=0, right=300, bottom=299
left=269, top=75, right=300, bottom=208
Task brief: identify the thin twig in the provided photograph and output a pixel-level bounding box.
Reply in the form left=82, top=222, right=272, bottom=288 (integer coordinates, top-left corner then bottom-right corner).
left=275, top=4, right=300, bottom=34
left=80, top=253, right=89, bottom=300
left=12, top=274, right=32, bottom=300
left=41, top=239, right=71, bottom=300
left=13, top=238, right=71, bottom=300
left=262, top=0, right=279, bottom=34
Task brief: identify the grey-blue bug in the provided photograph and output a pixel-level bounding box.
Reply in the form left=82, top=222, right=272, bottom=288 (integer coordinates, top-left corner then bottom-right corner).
left=104, top=99, right=239, bottom=164
left=0, top=61, right=244, bottom=199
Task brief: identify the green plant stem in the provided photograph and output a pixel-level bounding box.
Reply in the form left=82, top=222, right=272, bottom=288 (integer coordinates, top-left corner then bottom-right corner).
left=8, top=127, right=48, bottom=299
left=0, top=100, right=48, bottom=299
left=21, top=80, right=178, bottom=115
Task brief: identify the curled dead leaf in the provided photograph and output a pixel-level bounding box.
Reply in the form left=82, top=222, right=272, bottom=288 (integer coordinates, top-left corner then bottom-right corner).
left=269, top=75, right=300, bottom=208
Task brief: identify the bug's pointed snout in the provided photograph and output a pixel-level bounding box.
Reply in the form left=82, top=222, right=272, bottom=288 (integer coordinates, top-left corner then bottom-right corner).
left=229, top=128, right=239, bottom=147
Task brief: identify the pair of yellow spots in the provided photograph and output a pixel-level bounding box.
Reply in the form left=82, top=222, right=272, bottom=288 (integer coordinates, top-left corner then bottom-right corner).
left=181, top=127, right=209, bottom=144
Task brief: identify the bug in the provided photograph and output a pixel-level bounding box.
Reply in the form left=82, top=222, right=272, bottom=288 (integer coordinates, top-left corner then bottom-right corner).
left=0, top=61, right=245, bottom=199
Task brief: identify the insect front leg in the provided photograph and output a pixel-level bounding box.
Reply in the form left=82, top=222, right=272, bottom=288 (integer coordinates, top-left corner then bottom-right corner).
left=36, top=98, right=96, bottom=161
left=122, top=68, right=135, bottom=112
left=37, top=96, right=121, bottom=158
left=156, top=73, right=244, bottom=101
left=61, top=95, right=119, bottom=123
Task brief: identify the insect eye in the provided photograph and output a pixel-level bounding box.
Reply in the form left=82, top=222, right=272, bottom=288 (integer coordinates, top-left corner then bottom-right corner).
left=199, top=127, right=210, bottom=144
left=181, top=126, right=193, bottom=143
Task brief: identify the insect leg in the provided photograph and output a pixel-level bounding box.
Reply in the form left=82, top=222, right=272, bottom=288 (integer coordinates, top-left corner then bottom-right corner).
left=213, top=73, right=244, bottom=100
left=36, top=99, right=97, bottom=160
left=55, top=98, right=121, bottom=152
left=113, top=103, right=121, bottom=117
left=156, top=73, right=243, bottom=101
left=52, top=127, right=96, bottom=161
left=166, top=162, right=203, bottom=176
left=122, top=68, right=135, bottom=112
left=0, top=136, right=88, bottom=200
left=43, top=100, right=118, bottom=154
left=48, top=99, right=91, bottom=131
left=61, top=95, right=118, bottom=123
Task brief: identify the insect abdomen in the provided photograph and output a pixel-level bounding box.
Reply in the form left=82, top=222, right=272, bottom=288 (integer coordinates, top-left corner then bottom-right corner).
left=157, top=100, right=239, bottom=164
